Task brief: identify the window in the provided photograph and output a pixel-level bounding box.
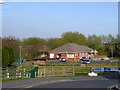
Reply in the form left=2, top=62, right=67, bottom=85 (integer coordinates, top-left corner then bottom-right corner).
left=50, top=53, right=54, bottom=58
left=67, top=54, right=74, bottom=58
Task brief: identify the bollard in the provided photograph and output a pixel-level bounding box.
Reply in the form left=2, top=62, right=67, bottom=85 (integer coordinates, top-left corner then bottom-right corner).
left=6, top=73, right=9, bottom=79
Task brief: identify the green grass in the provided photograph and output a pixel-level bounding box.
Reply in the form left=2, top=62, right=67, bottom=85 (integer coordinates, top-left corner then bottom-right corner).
left=2, top=78, right=34, bottom=82
left=0, top=78, right=2, bottom=82
left=98, top=72, right=119, bottom=76
left=86, top=64, right=119, bottom=68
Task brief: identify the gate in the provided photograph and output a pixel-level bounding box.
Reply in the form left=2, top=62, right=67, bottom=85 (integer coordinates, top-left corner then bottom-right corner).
left=29, top=67, right=38, bottom=78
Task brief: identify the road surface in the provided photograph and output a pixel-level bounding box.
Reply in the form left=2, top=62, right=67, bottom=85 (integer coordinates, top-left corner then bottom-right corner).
left=2, top=76, right=119, bottom=89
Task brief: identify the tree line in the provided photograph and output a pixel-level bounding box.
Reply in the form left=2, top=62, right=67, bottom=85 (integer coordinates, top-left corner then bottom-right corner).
left=1, top=32, right=120, bottom=67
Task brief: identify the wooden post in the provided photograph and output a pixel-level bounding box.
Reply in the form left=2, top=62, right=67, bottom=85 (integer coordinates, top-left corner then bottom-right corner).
left=56, top=69, right=58, bottom=76
left=38, top=70, right=39, bottom=77
left=44, top=67, right=45, bottom=78
left=52, top=67, right=54, bottom=76
left=24, top=73, right=26, bottom=78
left=29, top=73, right=31, bottom=78
left=24, top=69, right=26, bottom=78
left=16, top=73, right=18, bottom=78
left=6, top=73, right=9, bottom=79
left=24, top=68, right=26, bottom=73
left=63, top=67, right=65, bottom=76
left=40, top=71, right=42, bottom=78
left=19, top=73, right=21, bottom=78
left=73, top=67, right=75, bottom=76
left=26, top=74, right=28, bottom=78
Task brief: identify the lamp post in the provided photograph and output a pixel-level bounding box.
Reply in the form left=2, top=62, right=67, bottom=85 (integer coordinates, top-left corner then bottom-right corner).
left=19, top=46, right=22, bottom=64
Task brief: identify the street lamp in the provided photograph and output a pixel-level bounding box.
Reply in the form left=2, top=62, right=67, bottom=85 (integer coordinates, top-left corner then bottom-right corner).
left=19, top=46, right=22, bottom=64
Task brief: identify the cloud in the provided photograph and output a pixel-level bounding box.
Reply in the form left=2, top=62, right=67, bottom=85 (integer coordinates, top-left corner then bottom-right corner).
left=0, top=0, right=4, bottom=4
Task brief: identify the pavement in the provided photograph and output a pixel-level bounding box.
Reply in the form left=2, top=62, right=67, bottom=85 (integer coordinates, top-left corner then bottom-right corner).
left=2, top=76, right=119, bottom=89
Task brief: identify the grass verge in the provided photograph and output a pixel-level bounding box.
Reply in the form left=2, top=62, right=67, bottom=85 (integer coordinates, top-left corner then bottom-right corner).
left=2, top=78, right=34, bottom=82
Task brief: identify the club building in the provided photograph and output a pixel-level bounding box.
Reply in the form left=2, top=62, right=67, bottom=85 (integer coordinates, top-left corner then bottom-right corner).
left=48, top=43, right=97, bottom=60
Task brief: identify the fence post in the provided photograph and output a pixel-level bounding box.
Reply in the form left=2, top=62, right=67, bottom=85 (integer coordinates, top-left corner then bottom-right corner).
left=6, top=73, right=9, bottom=79
left=44, top=67, right=46, bottom=78
left=16, top=73, right=18, bottom=78
left=63, top=67, right=65, bottom=76
left=57, top=69, right=58, bottom=76
left=40, top=71, right=42, bottom=78
left=24, top=73, right=26, bottom=78
left=38, top=70, right=39, bottom=77
left=73, top=67, right=75, bottom=76
left=26, top=74, right=29, bottom=78
left=29, top=73, right=31, bottom=78
left=19, top=73, right=21, bottom=78
left=23, top=68, right=26, bottom=78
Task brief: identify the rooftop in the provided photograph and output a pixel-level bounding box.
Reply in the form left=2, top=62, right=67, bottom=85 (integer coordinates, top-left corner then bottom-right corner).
left=49, top=43, right=93, bottom=53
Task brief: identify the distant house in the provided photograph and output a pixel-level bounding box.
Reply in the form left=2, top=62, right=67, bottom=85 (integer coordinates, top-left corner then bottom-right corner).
left=48, top=43, right=97, bottom=60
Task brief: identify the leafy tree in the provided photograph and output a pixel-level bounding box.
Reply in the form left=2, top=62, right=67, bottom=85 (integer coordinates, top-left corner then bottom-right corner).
left=2, top=47, right=15, bottom=67
left=61, top=32, right=86, bottom=45
left=87, top=34, right=106, bottom=55
left=22, top=37, right=46, bottom=58
left=2, top=48, right=10, bottom=67
left=2, top=36, right=20, bottom=58
left=46, top=38, right=66, bottom=50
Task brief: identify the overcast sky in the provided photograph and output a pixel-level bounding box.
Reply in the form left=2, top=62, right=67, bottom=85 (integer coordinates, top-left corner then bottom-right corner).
left=2, top=2, right=118, bottom=39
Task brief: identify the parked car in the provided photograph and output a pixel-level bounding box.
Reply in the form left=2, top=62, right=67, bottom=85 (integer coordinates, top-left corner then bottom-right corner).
left=33, top=58, right=46, bottom=66
left=81, top=59, right=90, bottom=64
left=59, top=58, right=66, bottom=62
left=80, top=57, right=87, bottom=60
left=101, top=57, right=109, bottom=60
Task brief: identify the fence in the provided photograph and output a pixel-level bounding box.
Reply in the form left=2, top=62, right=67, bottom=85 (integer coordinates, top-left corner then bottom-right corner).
left=2, top=65, right=119, bottom=79
left=37, top=66, right=88, bottom=78
left=2, top=67, right=39, bottom=79
left=29, top=67, right=38, bottom=78
left=38, top=66, right=73, bottom=78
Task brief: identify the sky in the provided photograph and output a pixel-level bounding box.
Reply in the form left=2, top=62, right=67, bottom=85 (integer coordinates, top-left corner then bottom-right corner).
left=2, top=2, right=118, bottom=39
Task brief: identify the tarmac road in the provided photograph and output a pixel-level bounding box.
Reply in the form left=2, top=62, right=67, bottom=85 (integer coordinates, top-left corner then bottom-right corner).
left=2, top=76, right=119, bottom=89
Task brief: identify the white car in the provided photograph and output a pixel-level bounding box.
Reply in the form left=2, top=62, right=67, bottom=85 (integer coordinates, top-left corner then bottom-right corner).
left=81, top=60, right=90, bottom=64
left=59, top=58, right=66, bottom=62
left=88, top=72, right=98, bottom=76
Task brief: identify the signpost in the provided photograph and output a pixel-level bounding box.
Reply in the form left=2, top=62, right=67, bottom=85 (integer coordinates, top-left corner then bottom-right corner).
left=92, top=68, right=120, bottom=73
